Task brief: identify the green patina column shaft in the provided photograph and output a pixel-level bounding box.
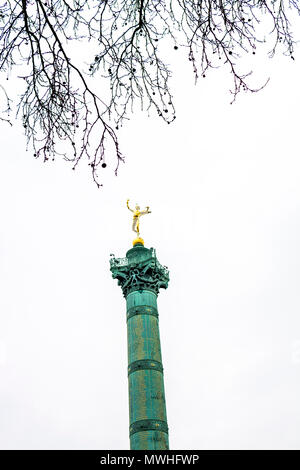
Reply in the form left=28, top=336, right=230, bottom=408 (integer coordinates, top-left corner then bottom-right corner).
left=110, top=242, right=169, bottom=450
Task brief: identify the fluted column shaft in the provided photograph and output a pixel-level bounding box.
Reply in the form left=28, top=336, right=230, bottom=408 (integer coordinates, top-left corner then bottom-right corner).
left=126, top=289, right=168, bottom=449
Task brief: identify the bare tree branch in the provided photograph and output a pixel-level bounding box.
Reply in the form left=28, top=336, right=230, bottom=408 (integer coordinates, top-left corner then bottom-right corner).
left=0, top=1, right=299, bottom=185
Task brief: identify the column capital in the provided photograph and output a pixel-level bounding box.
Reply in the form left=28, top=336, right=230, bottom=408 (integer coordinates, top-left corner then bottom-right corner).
left=110, top=245, right=169, bottom=297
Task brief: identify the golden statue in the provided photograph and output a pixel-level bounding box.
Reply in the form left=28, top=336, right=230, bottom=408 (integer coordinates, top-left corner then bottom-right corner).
left=127, top=199, right=151, bottom=245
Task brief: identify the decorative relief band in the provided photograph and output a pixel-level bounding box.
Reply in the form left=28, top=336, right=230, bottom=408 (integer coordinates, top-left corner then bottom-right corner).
left=128, top=359, right=163, bottom=375
left=127, top=305, right=158, bottom=321
left=129, top=419, right=169, bottom=436
left=125, top=285, right=159, bottom=297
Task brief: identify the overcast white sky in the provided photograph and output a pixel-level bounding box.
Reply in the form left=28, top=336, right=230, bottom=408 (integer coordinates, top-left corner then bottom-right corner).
left=1, top=14, right=300, bottom=450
